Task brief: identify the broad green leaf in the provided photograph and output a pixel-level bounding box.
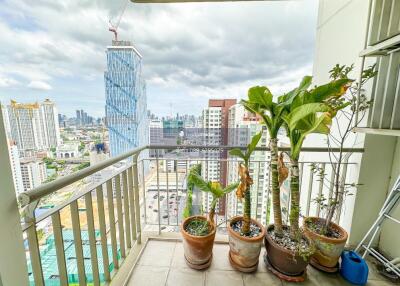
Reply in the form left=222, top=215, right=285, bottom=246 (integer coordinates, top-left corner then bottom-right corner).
left=248, top=86, right=273, bottom=108
left=306, top=78, right=353, bottom=103
left=229, top=148, right=246, bottom=160
left=246, top=131, right=262, bottom=159
left=285, top=103, right=331, bottom=131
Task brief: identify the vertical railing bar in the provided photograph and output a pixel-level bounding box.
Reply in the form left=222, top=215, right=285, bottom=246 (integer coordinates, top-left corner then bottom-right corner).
left=316, top=163, right=326, bottom=217
left=70, top=200, right=86, bottom=286
left=96, top=185, right=110, bottom=281
left=306, top=165, right=314, bottom=217
left=106, top=179, right=119, bottom=270
left=84, top=192, right=100, bottom=286
left=115, top=173, right=126, bottom=258
left=51, top=211, right=68, bottom=286
left=166, top=159, right=170, bottom=226
left=328, top=164, right=336, bottom=202
left=122, top=170, right=132, bottom=249
left=176, top=159, right=179, bottom=226
left=225, top=160, right=229, bottom=227
left=156, top=150, right=161, bottom=234
left=336, top=158, right=350, bottom=224
left=26, top=221, right=45, bottom=286
left=128, top=167, right=137, bottom=241
left=132, top=154, right=142, bottom=244
left=141, top=159, right=146, bottom=226
left=255, top=161, right=261, bottom=220
left=299, top=162, right=304, bottom=194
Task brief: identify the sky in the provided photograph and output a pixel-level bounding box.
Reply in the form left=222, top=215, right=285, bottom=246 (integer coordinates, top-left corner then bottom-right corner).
left=0, top=0, right=318, bottom=118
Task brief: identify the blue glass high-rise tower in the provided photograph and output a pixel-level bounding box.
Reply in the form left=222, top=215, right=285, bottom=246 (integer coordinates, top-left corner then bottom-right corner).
left=104, top=40, right=148, bottom=157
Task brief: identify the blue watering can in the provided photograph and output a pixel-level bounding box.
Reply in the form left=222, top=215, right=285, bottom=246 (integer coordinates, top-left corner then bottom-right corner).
left=340, top=251, right=369, bottom=285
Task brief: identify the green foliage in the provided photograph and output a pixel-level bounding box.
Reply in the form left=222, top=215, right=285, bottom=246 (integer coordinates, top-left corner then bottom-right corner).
left=229, top=131, right=262, bottom=166
left=185, top=219, right=210, bottom=236
left=183, top=164, right=201, bottom=219
left=73, top=162, right=90, bottom=172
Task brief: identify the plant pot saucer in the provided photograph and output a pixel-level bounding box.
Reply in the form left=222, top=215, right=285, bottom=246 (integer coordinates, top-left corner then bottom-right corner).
left=185, top=254, right=212, bottom=270
left=229, top=251, right=258, bottom=273
left=310, top=257, right=339, bottom=273
left=263, top=253, right=307, bottom=282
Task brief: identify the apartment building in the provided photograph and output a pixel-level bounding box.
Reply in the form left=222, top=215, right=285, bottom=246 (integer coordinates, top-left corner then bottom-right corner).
left=20, top=158, right=47, bottom=191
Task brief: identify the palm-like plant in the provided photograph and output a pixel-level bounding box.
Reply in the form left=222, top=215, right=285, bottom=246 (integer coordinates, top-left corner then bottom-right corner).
left=229, top=131, right=262, bottom=235
left=280, top=78, right=353, bottom=239
left=241, top=80, right=311, bottom=236
left=189, top=173, right=239, bottom=226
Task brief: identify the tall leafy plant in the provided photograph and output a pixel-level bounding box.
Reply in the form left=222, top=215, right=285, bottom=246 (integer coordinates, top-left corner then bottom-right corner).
left=241, top=80, right=311, bottom=236
left=229, top=131, right=262, bottom=235
left=280, top=77, right=353, bottom=239
left=311, top=64, right=377, bottom=234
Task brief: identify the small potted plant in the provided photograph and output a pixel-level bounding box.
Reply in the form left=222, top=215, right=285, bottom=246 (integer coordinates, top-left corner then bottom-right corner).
left=303, top=64, right=377, bottom=270
left=228, top=131, right=266, bottom=272
left=181, top=165, right=238, bottom=270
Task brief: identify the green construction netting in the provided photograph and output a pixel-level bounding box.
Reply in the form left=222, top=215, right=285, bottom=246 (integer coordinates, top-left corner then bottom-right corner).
left=27, top=230, right=121, bottom=286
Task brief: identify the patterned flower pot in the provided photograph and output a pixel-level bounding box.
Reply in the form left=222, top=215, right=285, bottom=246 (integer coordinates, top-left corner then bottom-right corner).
left=227, top=216, right=265, bottom=272
left=303, top=217, right=348, bottom=268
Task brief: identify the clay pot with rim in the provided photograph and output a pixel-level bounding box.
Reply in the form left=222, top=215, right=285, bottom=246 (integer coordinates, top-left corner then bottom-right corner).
left=181, top=215, right=216, bottom=270
left=303, top=217, right=348, bottom=268
left=264, top=224, right=310, bottom=276
left=227, top=216, right=266, bottom=272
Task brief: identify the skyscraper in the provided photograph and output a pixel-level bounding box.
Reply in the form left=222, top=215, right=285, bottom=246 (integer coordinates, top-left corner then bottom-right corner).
left=40, top=99, right=61, bottom=148
left=104, top=40, right=148, bottom=157
left=7, top=100, right=61, bottom=155
left=201, top=99, right=236, bottom=214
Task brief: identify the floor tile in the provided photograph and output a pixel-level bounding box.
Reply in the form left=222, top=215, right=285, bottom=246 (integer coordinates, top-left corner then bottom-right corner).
left=138, top=240, right=176, bottom=267
left=206, top=270, right=244, bottom=286
left=171, top=241, right=189, bottom=269
left=127, top=265, right=169, bottom=286
left=166, top=268, right=205, bottom=286
left=243, top=271, right=282, bottom=286
left=210, top=243, right=236, bottom=271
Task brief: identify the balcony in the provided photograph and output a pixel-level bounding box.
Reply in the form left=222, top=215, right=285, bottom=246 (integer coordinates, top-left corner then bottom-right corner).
left=4, top=144, right=394, bottom=286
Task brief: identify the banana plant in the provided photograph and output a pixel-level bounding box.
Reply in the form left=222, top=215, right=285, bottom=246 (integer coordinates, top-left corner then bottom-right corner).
left=240, top=79, right=311, bottom=236
left=280, top=78, right=353, bottom=239
left=189, top=173, right=239, bottom=225
left=229, top=131, right=262, bottom=235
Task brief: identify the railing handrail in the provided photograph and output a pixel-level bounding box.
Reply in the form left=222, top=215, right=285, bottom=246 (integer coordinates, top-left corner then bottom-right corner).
left=18, top=144, right=364, bottom=207
left=18, top=145, right=146, bottom=206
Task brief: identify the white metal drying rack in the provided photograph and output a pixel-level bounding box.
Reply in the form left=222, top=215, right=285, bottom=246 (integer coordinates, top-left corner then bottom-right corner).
left=355, top=175, right=400, bottom=277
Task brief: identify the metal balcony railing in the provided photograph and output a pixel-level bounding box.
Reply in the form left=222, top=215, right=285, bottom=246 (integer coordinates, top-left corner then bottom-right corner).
left=18, top=145, right=363, bottom=286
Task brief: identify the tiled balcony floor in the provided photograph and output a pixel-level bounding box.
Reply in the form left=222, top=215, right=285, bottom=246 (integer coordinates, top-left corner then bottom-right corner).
left=126, top=239, right=395, bottom=286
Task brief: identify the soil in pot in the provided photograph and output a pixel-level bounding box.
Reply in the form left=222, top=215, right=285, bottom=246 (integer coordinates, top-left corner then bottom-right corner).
left=265, top=224, right=312, bottom=278
left=268, top=226, right=310, bottom=253
left=303, top=217, right=348, bottom=269
left=181, top=216, right=216, bottom=270
left=227, top=216, right=265, bottom=273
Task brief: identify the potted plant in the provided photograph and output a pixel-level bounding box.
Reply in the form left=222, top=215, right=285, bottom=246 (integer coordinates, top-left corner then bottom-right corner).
left=181, top=165, right=238, bottom=270
left=303, top=64, right=377, bottom=270
left=241, top=73, right=351, bottom=279
left=228, top=131, right=266, bottom=272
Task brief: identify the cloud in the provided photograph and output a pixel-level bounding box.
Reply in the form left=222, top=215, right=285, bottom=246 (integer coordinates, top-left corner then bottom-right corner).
left=0, top=75, right=19, bottom=87
left=28, top=80, right=52, bottom=90
left=0, top=0, right=319, bottom=116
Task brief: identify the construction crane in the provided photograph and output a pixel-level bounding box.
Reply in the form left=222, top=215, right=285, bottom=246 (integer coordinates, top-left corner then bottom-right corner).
left=108, top=0, right=129, bottom=41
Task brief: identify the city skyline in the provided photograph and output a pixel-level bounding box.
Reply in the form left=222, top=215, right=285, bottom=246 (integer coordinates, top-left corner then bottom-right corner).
left=0, top=0, right=318, bottom=117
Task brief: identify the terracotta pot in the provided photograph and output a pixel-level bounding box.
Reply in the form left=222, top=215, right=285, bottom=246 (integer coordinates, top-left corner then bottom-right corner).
left=227, top=216, right=265, bottom=272
left=264, top=224, right=309, bottom=276
left=303, top=217, right=348, bottom=268
left=181, top=215, right=216, bottom=270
